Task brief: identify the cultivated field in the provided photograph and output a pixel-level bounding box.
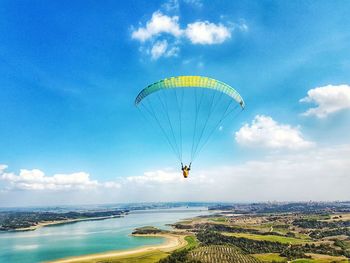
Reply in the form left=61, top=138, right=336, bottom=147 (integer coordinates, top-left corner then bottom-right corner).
left=189, top=245, right=262, bottom=263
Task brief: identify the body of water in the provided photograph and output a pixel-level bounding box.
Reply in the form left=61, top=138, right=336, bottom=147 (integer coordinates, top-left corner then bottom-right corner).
left=0, top=207, right=209, bottom=263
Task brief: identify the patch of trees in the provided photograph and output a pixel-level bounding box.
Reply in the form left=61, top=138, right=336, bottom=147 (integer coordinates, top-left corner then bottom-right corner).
left=158, top=249, right=201, bottom=263
left=293, top=219, right=350, bottom=229
left=172, top=223, right=193, bottom=230
left=193, top=223, right=285, bottom=237
left=310, top=228, right=350, bottom=238
left=334, top=240, right=349, bottom=250
left=196, top=231, right=287, bottom=254
left=0, top=210, right=126, bottom=231
left=196, top=231, right=348, bottom=258
left=132, top=226, right=164, bottom=235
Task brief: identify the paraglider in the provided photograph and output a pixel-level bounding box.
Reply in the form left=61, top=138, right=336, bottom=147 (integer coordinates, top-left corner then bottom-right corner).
left=135, top=76, right=245, bottom=178
left=181, top=163, right=191, bottom=178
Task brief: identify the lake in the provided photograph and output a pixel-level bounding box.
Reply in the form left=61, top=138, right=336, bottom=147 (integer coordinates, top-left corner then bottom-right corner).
left=0, top=207, right=209, bottom=263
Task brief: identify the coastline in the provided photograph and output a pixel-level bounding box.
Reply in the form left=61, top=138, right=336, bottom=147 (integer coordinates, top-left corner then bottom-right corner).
left=12, top=215, right=123, bottom=232
left=47, top=233, right=187, bottom=263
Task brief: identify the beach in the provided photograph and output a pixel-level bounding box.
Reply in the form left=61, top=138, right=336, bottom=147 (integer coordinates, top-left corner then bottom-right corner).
left=47, top=233, right=187, bottom=263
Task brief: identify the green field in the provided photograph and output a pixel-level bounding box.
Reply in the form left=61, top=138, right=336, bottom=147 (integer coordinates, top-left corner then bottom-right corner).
left=291, top=259, right=348, bottom=263
left=189, top=245, right=262, bottom=263
left=182, top=235, right=199, bottom=250
left=252, top=253, right=349, bottom=263
left=253, top=253, right=287, bottom=262
left=209, top=217, right=228, bottom=223
left=70, top=250, right=169, bottom=263
left=303, top=214, right=331, bottom=221
left=223, top=232, right=309, bottom=244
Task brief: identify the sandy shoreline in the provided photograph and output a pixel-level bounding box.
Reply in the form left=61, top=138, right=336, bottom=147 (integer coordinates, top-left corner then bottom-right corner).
left=13, top=216, right=122, bottom=232
left=47, top=233, right=187, bottom=263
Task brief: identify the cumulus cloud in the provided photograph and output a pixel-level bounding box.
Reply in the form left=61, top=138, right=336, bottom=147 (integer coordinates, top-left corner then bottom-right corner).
left=235, top=115, right=314, bottom=150
left=131, top=11, right=182, bottom=42
left=0, top=167, right=120, bottom=191
left=131, top=9, right=242, bottom=59
left=185, top=21, right=231, bottom=44
left=300, top=84, right=350, bottom=118
left=151, top=40, right=168, bottom=59
left=150, top=40, right=179, bottom=60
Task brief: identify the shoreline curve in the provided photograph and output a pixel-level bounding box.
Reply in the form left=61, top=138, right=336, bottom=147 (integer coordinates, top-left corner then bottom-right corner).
left=46, top=233, right=187, bottom=263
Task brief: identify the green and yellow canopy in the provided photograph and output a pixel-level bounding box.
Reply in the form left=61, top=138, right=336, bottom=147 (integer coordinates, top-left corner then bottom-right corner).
left=135, top=76, right=245, bottom=108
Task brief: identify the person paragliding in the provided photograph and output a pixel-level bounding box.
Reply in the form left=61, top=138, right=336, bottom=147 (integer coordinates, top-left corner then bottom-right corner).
left=135, top=76, right=245, bottom=179
left=181, top=163, right=191, bottom=178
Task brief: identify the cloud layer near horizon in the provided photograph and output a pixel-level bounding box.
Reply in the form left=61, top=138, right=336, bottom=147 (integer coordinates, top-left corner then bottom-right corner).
left=1, top=143, right=349, bottom=205
left=0, top=167, right=120, bottom=191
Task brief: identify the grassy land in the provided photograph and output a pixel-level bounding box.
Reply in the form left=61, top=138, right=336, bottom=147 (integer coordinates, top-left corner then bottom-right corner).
left=223, top=232, right=309, bottom=244
left=182, top=235, right=199, bottom=250
left=232, top=222, right=310, bottom=240
left=242, top=223, right=282, bottom=234
left=303, top=214, right=331, bottom=221
left=304, top=253, right=350, bottom=263
left=208, top=217, right=228, bottom=223
left=253, top=253, right=287, bottom=262
left=252, top=253, right=350, bottom=263
left=291, top=259, right=348, bottom=263
left=69, top=250, right=169, bottom=263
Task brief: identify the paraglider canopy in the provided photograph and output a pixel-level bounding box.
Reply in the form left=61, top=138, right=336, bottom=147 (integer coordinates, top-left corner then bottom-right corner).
left=135, top=76, right=245, bottom=108
left=135, top=75, right=245, bottom=171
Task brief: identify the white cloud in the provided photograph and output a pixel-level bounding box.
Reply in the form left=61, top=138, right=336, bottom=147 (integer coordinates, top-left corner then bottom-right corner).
left=237, top=22, right=248, bottom=32
left=183, top=0, right=203, bottom=8
left=195, top=144, right=350, bottom=201
left=112, top=144, right=350, bottom=202
left=162, top=0, right=180, bottom=12
left=126, top=169, right=180, bottom=184
left=102, top=181, right=121, bottom=189
left=185, top=21, right=231, bottom=44
left=0, top=167, right=120, bottom=191
left=235, top=115, right=314, bottom=150
left=131, top=10, right=240, bottom=59
left=150, top=40, right=179, bottom=60
left=0, top=164, right=8, bottom=173
left=151, top=40, right=168, bottom=59
left=1, top=144, right=350, bottom=204
left=131, top=11, right=182, bottom=42
left=300, top=84, right=350, bottom=118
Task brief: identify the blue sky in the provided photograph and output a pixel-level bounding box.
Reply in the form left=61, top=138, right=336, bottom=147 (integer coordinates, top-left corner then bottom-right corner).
left=1, top=0, right=350, bottom=206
